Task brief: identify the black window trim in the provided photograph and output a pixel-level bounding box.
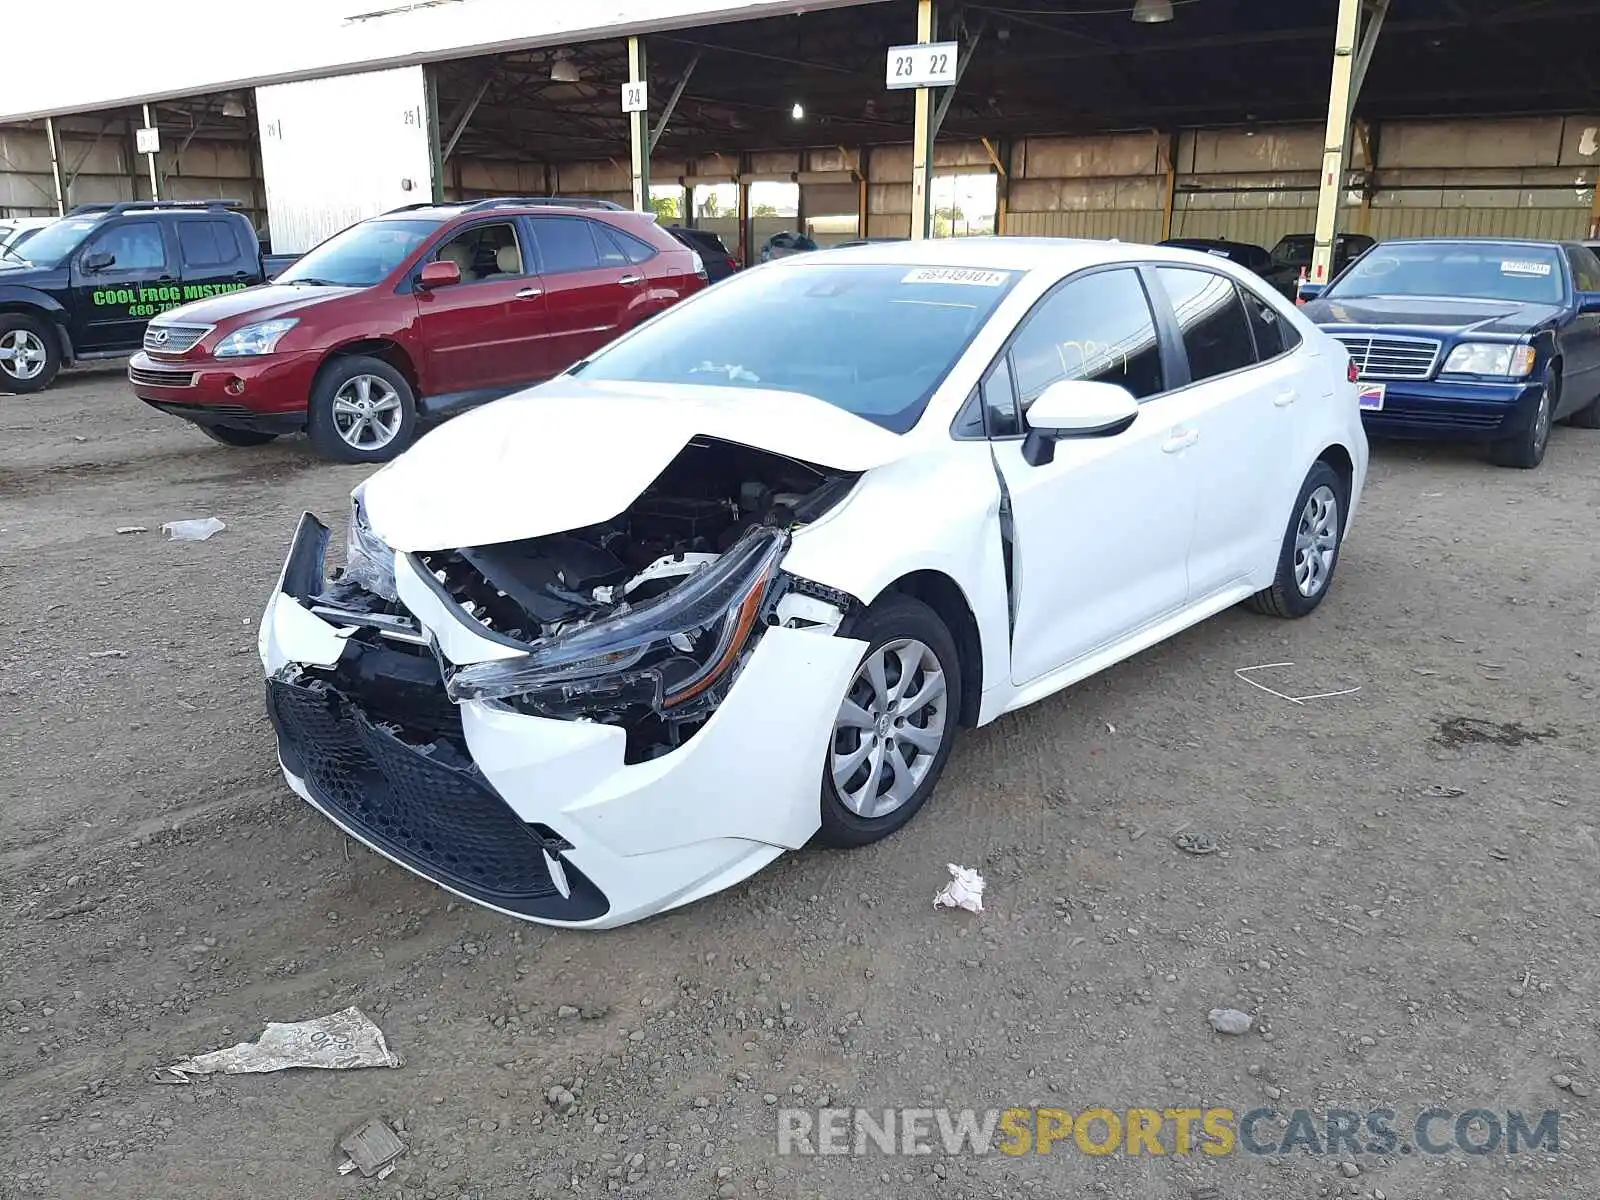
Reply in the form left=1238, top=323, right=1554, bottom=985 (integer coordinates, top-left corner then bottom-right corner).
left=951, top=260, right=1175, bottom=443
left=1562, top=242, right=1600, bottom=294
left=599, top=221, right=660, bottom=265
left=1143, top=263, right=1300, bottom=395
left=1235, top=276, right=1302, bottom=365
left=522, top=213, right=607, bottom=277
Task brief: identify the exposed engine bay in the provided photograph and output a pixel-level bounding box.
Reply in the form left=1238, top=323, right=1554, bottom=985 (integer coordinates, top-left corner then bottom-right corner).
left=317, top=437, right=858, bottom=762
left=416, top=438, right=850, bottom=644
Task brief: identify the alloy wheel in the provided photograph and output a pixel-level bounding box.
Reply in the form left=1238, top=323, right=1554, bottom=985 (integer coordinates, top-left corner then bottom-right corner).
left=831, top=638, right=949, bottom=819
left=1293, top=484, right=1339, bottom=598
left=1532, top=386, right=1552, bottom=456
left=331, top=374, right=403, bottom=450
left=0, top=329, right=47, bottom=382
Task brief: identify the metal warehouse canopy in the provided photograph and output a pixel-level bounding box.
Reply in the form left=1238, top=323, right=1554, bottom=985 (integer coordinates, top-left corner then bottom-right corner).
left=0, top=0, right=884, bottom=123
left=427, top=0, right=1600, bottom=161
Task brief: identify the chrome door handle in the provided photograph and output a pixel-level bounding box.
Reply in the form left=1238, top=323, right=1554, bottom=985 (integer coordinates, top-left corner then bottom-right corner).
left=618, top=273, right=643, bottom=285
left=1273, top=388, right=1297, bottom=407
left=514, top=287, right=543, bottom=299
left=1161, top=428, right=1199, bottom=454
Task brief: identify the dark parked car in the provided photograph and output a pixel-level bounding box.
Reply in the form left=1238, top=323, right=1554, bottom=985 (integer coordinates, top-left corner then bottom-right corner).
left=1158, top=237, right=1273, bottom=276
left=127, top=197, right=706, bottom=462
left=664, top=225, right=740, bottom=282
left=0, top=200, right=264, bottom=394
left=1301, top=237, right=1600, bottom=468
left=1268, top=232, right=1377, bottom=299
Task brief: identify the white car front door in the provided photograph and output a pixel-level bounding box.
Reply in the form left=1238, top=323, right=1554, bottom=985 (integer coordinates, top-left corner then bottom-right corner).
left=1148, top=266, right=1303, bottom=600
left=987, top=266, right=1200, bottom=685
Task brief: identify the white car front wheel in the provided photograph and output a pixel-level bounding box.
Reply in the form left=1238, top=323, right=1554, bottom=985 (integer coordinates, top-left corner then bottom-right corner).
left=819, top=594, right=962, bottom=848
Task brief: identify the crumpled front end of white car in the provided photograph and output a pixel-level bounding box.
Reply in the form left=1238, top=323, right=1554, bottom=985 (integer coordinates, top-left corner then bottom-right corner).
left=258, top=437, right=870, bottom=928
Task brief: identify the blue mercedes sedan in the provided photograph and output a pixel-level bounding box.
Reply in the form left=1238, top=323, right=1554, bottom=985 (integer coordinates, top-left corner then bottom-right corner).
left=1300, top=238, right=1600, bottom=468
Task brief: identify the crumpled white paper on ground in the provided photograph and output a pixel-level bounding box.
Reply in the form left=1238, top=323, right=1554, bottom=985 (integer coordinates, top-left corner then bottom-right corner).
left=160, top=1006, right=402, bottom=1082
left=162, top=516, right=226, bottom=541
left=933, top=863, right=985, bottom=913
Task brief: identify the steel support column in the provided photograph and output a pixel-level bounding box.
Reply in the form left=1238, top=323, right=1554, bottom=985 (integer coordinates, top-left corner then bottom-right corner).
left=141, top=103, right=160, bottom=200
left=424, top=65, right=445, bottom=202
left=1159, top=132, right=1178, bottom=241
left=44, top=117, right=67, bottom=215
left=980, top=136, right=1008, bottom=236
left=737, top=152, right=751, bottom=263
left=628, top=36, right=651, bottom=213
left=909, top=0, right=936, bottom=241
left=1311, top=0, right=1382, bottom=284
left=857, top=146, right=870, bottom=238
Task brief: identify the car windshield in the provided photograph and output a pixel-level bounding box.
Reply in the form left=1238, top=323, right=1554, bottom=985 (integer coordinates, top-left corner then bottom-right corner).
left=571, top=262, right=1020, bottom=432
left=1325, top=242, right=1564, bottom=304
left=4, top=216, right=100, bottom=267
left=276, top=219, right=436, bottom=287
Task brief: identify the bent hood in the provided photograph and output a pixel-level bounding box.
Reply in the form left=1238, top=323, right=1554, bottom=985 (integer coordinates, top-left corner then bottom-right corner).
left=156, top=282, right=363, bottom=327
left=361, top=378, right=908, bottom=551
left=1304, top=296, right=1564, bottom=335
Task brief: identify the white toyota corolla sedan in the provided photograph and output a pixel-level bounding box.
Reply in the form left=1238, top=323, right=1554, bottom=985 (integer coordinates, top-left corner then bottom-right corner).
left=259, top=237, right=1367, bottom=928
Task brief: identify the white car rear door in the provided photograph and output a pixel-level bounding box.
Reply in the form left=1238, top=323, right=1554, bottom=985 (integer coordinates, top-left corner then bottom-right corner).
left=1147, top=266, right=1301, bottom=600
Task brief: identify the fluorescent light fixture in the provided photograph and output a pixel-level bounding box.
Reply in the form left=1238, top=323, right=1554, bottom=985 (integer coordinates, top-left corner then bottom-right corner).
left=1132, top=0, right=1174, bottom=22
left=550, top=50, right=580, bottom=83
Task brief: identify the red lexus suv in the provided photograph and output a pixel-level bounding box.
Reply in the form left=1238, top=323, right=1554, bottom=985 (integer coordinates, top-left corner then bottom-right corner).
left=127, top=198, right=707, bottom=461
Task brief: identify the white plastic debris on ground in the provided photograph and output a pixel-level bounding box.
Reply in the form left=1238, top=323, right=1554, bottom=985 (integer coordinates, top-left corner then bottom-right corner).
left=159, top=1006, right=401, bottom=1082
left=933, top=864, right=985, bottom=913
left=161, top=517, right=226, bottom=541
left=1207, top=1007, right=1254, bottom=1035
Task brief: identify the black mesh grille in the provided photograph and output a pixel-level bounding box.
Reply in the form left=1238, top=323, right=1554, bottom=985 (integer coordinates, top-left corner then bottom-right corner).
left=129, top=366, right=196, bottom=388
left=267, top=674, right=606, bottom=919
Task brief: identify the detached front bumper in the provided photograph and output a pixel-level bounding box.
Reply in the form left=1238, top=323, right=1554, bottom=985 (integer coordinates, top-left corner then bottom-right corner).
left=258, top=514, right=864, bottom=929
left=131, top=349, right=322, bottom=434
left=1359, top=377, right=1544, bottom=442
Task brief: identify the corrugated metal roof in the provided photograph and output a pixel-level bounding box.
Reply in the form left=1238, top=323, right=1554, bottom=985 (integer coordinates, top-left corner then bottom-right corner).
left=0, top=0, right=883, bottom=123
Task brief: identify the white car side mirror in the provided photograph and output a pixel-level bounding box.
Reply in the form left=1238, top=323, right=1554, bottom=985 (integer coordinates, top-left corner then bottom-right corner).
left=1022, top=379, right=1139, bottom=466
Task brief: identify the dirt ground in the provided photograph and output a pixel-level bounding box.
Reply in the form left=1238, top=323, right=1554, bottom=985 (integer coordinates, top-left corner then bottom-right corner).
left=2, top=367, right=1597, bottom=1200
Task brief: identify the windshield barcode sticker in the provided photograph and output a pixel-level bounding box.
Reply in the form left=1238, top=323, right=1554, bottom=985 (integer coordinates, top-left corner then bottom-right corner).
left=1500, top=260, right=1552, bottom=277
left=901, top=267, right=1011, bottom=287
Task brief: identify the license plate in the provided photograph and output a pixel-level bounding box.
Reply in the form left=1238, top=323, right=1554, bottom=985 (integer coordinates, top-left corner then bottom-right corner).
left=1357, top=383, right=1386, bottom=412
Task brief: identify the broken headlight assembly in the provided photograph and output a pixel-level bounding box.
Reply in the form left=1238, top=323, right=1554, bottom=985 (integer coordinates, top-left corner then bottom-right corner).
left=445, top=527, right=787, bottom=713
left=341, top=486, right=399, bottom=602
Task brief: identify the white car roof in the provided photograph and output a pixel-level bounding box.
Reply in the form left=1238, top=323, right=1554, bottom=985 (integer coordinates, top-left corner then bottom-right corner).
left=796, top=235, right=1272, bottom=278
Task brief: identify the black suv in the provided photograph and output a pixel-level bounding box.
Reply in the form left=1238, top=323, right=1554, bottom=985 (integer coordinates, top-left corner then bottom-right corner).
left=0, top=200, right=265, bottom=394
left=664, top=225, right=740, bottom=282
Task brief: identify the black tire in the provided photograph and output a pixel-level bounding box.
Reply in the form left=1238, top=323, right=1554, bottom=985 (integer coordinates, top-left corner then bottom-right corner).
left=1488, top=365, right=1556, bottom=468
left=818, top=594, right=963, bottom=849
left=1246, top=459, right=1348, bottom=619
left=0, top=312, right=62, bottom=394
left=306, top=355, right=418, bottom=464
left=197, top=424, right=279, bottom=447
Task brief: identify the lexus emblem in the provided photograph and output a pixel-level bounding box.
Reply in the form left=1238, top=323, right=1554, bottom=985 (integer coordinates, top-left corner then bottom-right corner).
left=151, top=329, right=170, bottom=346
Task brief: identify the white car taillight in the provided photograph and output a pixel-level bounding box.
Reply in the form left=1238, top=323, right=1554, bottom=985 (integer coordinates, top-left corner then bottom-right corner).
left=690, top=250, right=707, bottom=279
